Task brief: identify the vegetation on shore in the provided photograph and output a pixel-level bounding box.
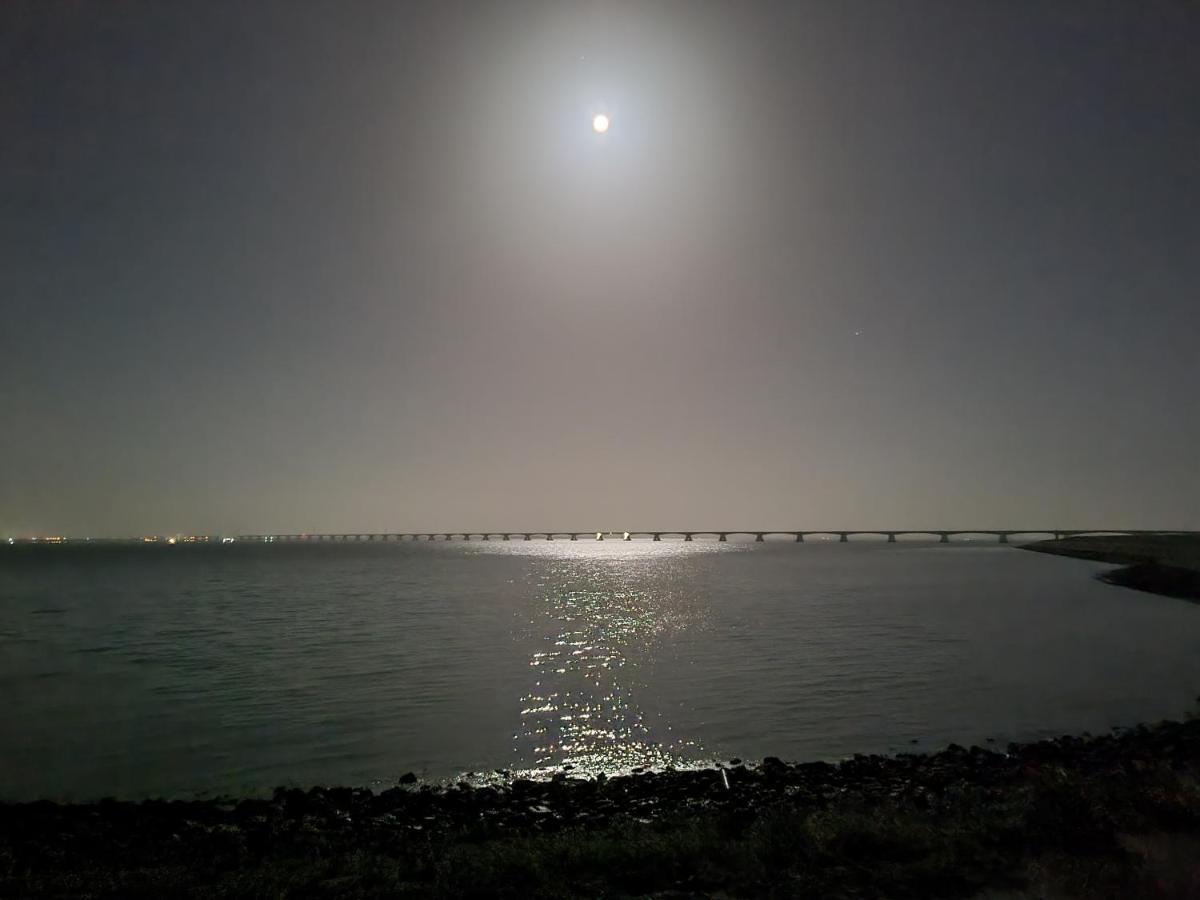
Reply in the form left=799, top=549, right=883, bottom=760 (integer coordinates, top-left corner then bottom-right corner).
left=1023, top=534, right=1200, bottom=600
left=5, top=718, right=1200, bottom=898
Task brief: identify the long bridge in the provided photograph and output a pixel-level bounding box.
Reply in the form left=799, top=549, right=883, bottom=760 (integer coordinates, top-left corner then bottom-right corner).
left=234, top=530, right=1191, bottom=544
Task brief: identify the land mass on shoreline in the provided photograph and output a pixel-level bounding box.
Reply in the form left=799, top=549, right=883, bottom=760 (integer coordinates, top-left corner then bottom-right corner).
left=6, top=718, right=1200, bottom=898
left=1022, top=533, right=1200, bottom=599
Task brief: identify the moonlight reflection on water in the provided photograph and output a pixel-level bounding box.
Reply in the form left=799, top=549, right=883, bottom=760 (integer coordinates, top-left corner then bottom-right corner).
left=486, top=541, right=727, bottom=776
left=8, top=539, right=1200, bottom=800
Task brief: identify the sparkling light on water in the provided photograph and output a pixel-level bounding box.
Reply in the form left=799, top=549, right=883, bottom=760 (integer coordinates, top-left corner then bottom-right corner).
left=479, top=541, right=727, bottom=776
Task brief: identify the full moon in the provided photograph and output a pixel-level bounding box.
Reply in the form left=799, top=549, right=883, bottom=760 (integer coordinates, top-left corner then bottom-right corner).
left=592, top=113, right=610, bottom=134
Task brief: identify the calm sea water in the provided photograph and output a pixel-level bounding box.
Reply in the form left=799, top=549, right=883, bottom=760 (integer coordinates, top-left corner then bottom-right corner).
left=3, top=539, right=1200, bottom=801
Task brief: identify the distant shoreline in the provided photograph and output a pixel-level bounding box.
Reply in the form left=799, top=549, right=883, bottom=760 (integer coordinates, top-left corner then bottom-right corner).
left=1021, top=533, right=1200, bottom=599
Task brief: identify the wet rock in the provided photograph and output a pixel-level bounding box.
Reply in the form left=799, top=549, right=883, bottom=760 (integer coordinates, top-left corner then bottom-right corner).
left=397, top=772, right=417, bottom=785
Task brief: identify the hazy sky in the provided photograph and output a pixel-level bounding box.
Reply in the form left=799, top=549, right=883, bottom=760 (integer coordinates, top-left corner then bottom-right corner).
left=3, top=1, right=1198, bottom=536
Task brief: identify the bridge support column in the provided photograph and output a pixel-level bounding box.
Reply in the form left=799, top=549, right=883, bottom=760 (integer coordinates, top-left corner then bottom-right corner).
left=524, top=534, right=531, bottom=541
left=653, top=533, right=661, bottom=541
left=939, top=533, right=949, bottom=543
left=795, top=533, right=804, bottom=542
left=503, top=534, right=510, bottom=540
left=719, top=533, right=727, bottom=541
left=755, top=533, right=765, bottom=542
left=998, top=533, right=1008, bottom=544
left=684, top=533, right=693, bottom=541
left=887, top=533, right=896, bottom=543
left=546, top=534, right=553, bottom=540
left=839, top=533, right=848, bottom=543
left=570, top=533, right=577, bottom=540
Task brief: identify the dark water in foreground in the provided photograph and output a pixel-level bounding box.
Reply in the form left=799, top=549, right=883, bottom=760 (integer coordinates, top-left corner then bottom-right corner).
left=3, top=540, right=1200, bottom=801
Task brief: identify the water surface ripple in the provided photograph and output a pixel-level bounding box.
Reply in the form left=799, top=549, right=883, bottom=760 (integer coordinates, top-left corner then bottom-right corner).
left=2, top=540, right=1199, bottom=800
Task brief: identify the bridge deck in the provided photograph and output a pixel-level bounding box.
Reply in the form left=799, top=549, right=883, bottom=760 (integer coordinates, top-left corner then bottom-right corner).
left=232, top=530, right=1191, bottom=544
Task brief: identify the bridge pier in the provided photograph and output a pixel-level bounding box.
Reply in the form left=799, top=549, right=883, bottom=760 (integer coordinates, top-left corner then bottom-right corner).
left=684, top=533, right=693, bottom=541
left=546, top=533, right=553, bottom=540
left=523, top=534, right=531, bottom=541
left=755, top=533, right=765, bottom=542
left=839, top=533, right=848, bottom=543
left=719, top=533, right=727, bottom=541
left=998, top=533, right=1008, bottom=544
left=653, top=533, right=661, bottom=541
left=795, top=533, right=804, bottom=542
left=887, top=533, right=896, bottom=543
left=939, top=533, right=949, bottom=543
left=570, top=533, right=578, bottom=540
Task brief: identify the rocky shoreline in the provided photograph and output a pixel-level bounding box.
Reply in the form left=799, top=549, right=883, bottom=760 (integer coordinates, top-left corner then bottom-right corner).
left=6, top=716, right=1200, bottom=897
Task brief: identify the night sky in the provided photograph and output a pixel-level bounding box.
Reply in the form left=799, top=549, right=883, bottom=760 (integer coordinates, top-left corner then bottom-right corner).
left=2, top=1, right=1198, bottom=537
